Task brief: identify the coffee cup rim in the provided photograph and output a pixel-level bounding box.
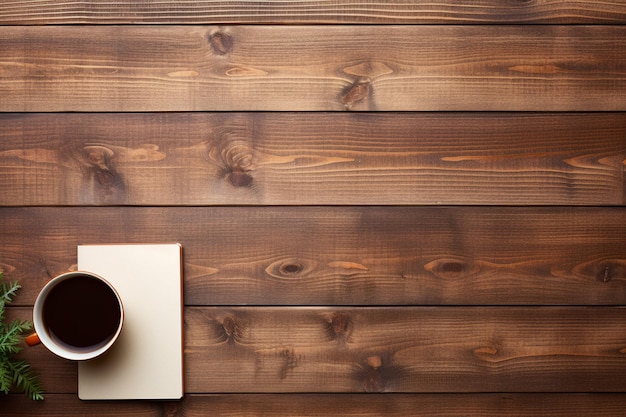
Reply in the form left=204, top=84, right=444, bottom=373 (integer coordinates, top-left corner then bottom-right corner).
left=33, top=271, right=124, bottom=361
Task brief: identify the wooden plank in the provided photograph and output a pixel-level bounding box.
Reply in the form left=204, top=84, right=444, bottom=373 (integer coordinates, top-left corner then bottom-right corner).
left=1, top=1, right=626, bottom=24
left=4, top=393, right=626, bottom=417
left=0, top=113, right=624, bottom=206
left=1, top=394, right=162, bottom=416
left=2, top=206, right=625, bottom=306
left=1, top=26, right=625, bottom=112
left=184, top=307, right=626, bottom=393
left=9, top=306, right=626, bottom=393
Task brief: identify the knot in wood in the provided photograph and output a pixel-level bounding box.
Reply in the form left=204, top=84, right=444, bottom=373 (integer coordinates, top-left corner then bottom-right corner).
left=279, top=262, right=303, bottom=275
left=474, top=346, right=499, bottom=357
left=424, top=257, right=476, bottom=280
left=600, top=265, right=613, bottom=283
left=207, top=131, right=255, bottom=188
left=227, top=166, right=253, bottom=187
left=265, top=258, right=316, bottom=280
left=222, top=316, right=237, bottom=338
left=361, top=366, right=384, bottom=392
left=218, top=315, right=243, bottom=343
left=357, top=353, right=398, bottom=392
left=572, top=258, right=625, bottom=284
left=278, top=348, right=298, bottom=380
left=79, top=145, right=125, bottom=203
left=83, top=145, right=115, bottom=170
left=95, top=169, right=117, bottom=186
left=596, top=261, right=624, bottom=283
left=327, top=312, right=352, bottom=340
left=342, top=79, right=370, bottom=110
left=209, top=30, right=234, bottom=55
left=366, top=355, right=382, bottom=369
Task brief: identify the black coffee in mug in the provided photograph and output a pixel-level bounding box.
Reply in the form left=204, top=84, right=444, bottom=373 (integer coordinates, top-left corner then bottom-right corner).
left=42, top=274, right=122, bottom=350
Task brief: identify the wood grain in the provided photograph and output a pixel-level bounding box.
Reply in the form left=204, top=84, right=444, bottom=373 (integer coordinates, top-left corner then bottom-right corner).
left=8, top=307, right=626, bottom=393
left=2, top=207, right=625, bottom=306
left=1, top=1, right=626, bottom=24
left=1, top=113, right=624, bottom=206
left=5, top=393, right=626, bottom=417
left=2, top=0, right=626, bottom=413
left=183, top=307, right=626, bottom=393
left=2, top=394, right=162, bottom=416
left=2, top=26, right=625, bottom=111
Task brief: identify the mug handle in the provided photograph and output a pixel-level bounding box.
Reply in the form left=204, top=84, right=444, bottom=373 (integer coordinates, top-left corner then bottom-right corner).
left=25, top=332, right=41, bottom=346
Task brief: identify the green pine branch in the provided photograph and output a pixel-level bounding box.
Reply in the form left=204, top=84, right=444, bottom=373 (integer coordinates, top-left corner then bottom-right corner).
left=0, top=319, right=33, bottom=355
left=0, top=271, right=44, bottom=400
left=0, top=279, right=20, bottom=303
left=0, top=278, right=20, bottom=324
left=7, top=359, right=45, bottom=401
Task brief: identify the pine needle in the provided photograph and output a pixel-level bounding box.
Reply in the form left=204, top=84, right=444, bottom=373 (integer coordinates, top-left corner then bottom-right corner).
left=0, top=271, right=44, bottom=400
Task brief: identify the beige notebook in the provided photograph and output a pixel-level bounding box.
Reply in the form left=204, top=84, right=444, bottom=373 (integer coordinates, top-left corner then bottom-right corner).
left=77, top=244, right=184, bottom=400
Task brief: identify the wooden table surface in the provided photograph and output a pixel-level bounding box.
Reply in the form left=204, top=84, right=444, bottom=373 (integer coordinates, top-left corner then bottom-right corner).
left=1, top=1, right=626, bottom=416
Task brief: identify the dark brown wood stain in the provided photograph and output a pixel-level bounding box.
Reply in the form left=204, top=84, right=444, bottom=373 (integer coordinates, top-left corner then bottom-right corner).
left=1, top=1, right=625, bottom=416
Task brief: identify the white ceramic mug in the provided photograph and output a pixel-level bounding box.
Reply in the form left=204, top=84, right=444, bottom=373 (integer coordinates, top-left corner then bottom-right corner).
left=26, top=271, right=124, bottom=361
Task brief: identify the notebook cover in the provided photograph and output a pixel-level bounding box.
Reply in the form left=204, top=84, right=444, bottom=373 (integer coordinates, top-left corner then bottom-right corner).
left=77, top=244, right=184, bottom=400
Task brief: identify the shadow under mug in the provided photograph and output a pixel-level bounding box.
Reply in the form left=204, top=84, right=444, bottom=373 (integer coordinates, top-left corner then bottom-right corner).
left=26, top=271, right=124, bottom=361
